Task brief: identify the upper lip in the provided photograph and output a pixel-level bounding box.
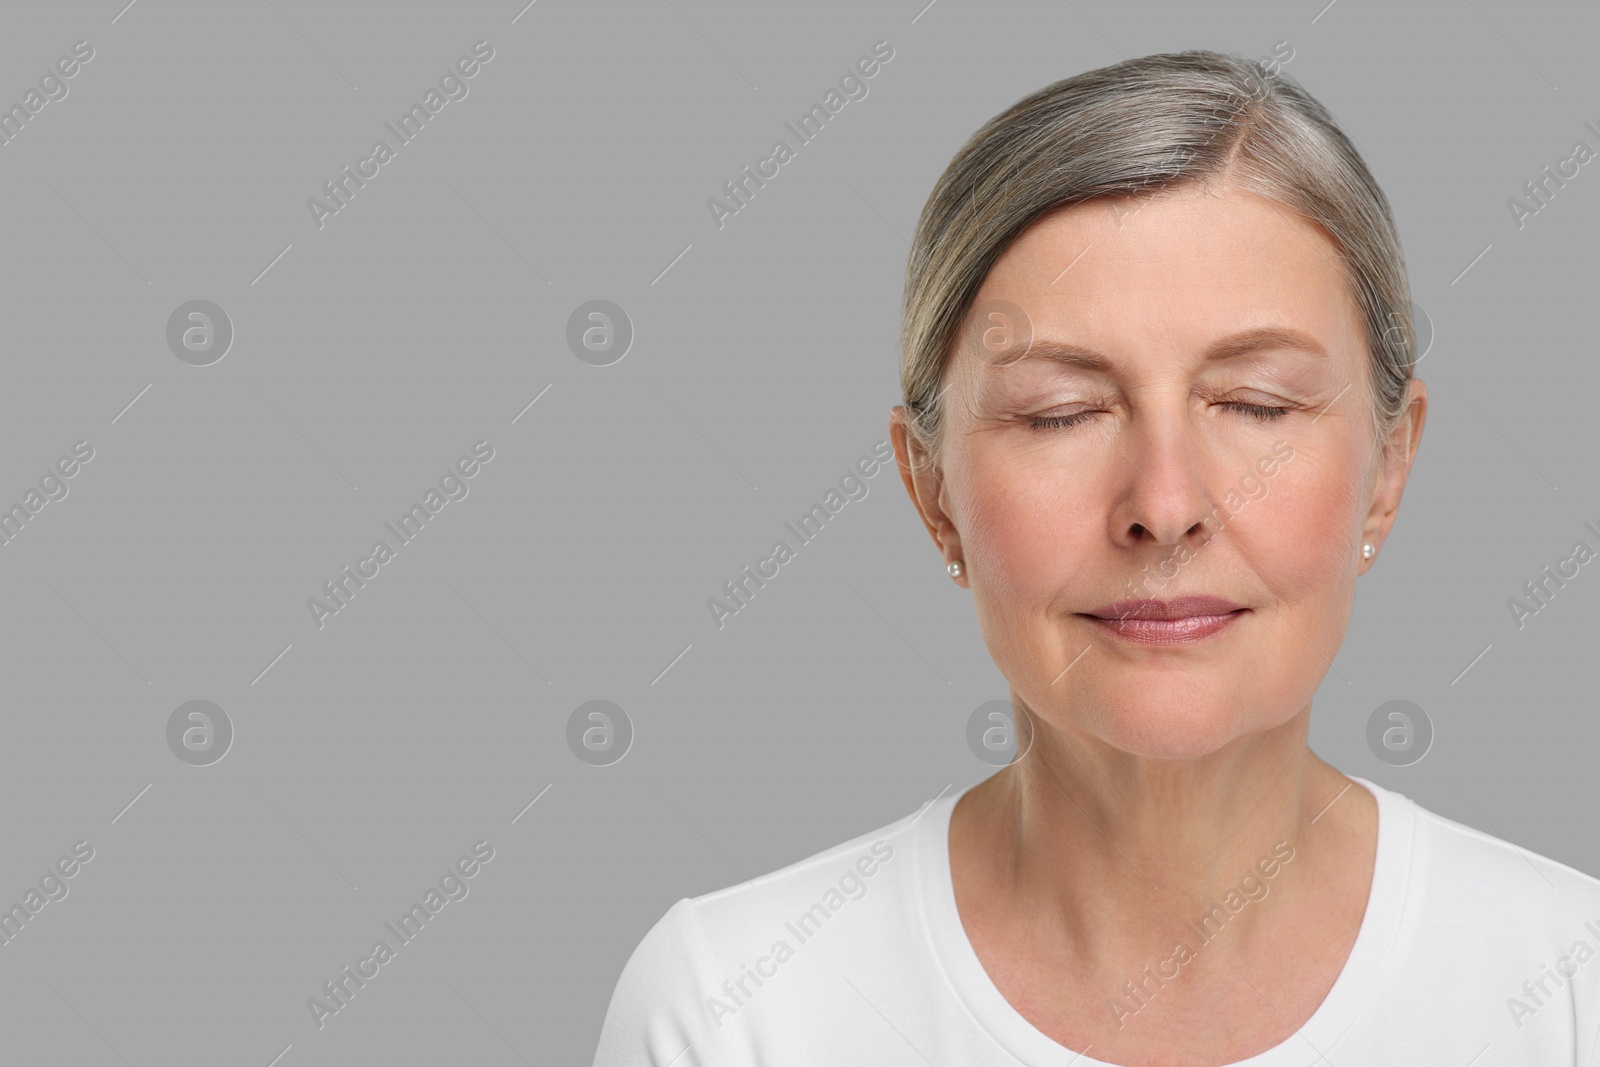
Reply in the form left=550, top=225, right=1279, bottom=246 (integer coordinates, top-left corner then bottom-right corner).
left=1082, top=596, right=1245, bottom=621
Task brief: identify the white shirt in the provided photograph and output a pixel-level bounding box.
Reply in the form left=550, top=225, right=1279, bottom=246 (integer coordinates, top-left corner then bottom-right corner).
left=592, top=776, right=1600, bottom=1065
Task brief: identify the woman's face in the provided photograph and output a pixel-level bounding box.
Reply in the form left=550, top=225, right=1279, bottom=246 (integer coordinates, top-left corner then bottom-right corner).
left=893, top=183, right=1425, bottom=760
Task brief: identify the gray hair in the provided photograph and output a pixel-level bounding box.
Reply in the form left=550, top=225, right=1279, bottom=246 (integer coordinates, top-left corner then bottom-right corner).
left=899, top=49, right=1414, bottom=465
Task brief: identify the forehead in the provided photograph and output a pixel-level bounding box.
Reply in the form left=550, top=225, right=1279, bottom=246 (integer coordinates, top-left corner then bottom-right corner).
left=971, top=185, right=1364, bottom=359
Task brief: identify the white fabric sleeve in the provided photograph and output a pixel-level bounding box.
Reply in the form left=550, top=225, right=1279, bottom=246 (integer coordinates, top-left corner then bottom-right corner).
left=590, top=897, right=732, bottom=1067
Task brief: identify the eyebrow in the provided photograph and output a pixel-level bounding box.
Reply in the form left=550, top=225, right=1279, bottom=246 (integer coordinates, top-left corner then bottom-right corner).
left=986, top=326, right=1329, bottom=371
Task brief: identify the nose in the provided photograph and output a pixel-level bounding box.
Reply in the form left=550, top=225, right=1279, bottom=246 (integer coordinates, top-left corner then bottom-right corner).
left=1107, top=410, right=1217, bottom=548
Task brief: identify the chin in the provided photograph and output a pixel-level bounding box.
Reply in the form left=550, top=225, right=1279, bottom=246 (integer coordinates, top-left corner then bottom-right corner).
left=1077, top=684, right=1268, bottom=761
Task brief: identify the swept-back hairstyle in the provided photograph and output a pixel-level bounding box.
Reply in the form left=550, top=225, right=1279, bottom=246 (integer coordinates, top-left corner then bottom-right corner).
left=899, top=49, right=1413, bottom=463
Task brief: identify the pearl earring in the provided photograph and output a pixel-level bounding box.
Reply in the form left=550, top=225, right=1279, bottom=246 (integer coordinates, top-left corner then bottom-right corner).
left=947, top=560, right=963, bottom=578
left=1362, top=543, right=1375, bottom=560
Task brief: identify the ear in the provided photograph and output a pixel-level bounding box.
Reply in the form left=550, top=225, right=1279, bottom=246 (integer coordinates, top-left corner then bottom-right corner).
left=889, top=405, right=967, bottom=587
left=1360, top=377, right=1427, bottom=574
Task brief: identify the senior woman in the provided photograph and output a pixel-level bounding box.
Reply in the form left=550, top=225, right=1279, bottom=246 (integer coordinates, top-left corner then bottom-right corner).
left=593, top=50, right=1600, bottom=1066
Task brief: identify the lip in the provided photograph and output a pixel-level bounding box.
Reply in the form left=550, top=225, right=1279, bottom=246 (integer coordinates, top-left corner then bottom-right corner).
left=1085, top=596, right=1245, bottom=620
left=1078, top=596, right=1247, bottom=646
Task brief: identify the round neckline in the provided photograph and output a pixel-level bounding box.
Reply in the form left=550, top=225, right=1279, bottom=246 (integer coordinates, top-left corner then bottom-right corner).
left=915, top=774, right=1413, bottom=1067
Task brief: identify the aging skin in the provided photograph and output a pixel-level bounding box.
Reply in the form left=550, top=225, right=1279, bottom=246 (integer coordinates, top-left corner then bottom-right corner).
left=890, top=177, right=1427, bottom=1065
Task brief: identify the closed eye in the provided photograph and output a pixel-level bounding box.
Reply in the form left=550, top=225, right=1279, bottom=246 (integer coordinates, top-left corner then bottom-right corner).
left=1220, top=401, right=1289, bottom=421
left=1029, top=411, right=1099, bottom=431
left=1031, top=402, right=1289, bottom=430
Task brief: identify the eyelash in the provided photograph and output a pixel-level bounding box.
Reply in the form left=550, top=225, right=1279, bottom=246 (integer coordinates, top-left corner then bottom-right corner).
left=1030, top=411, right=1097, bottom=431
left=1222, top=401, right=1291, bottom=422
left=1028, top=402, right=1290, bottom=431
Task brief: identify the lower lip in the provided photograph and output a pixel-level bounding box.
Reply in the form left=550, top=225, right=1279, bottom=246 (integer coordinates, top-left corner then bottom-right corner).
left=1081, top=610, right=1246, bottom=645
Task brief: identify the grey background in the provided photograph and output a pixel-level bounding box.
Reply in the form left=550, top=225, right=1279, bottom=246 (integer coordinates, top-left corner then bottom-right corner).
left=0, top=0, right=1593, bottom=1063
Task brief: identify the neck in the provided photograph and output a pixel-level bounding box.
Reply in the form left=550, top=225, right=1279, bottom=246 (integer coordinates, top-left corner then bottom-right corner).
left=964, top=703, right=1360, bottom=966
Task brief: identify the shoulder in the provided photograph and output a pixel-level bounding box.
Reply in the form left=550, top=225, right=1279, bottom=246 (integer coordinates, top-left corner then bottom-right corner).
left=589, top=896, right=715, bottom=1067
left=1397, top=782, right=1600, bottom=908
left=1378, top=781, right=1600, bottom=1044
left=688, top=808, right=914, bottom=942
left=589, top=799, right=928, bottom=1066
left=1376, top=778, right=1600, bottom=964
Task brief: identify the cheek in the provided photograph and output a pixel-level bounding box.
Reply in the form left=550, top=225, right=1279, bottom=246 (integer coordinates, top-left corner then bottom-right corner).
left=1242, top=442, right=1369, bottom=609
left=954, top=449, right=1097, bottom=604
left=1260, top=447, right=1363, bottom=575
